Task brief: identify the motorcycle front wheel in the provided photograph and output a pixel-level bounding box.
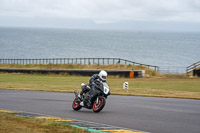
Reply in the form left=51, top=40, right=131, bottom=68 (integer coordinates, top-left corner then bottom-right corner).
left=72, top=98, right=82, bottom=111
left=93, top=97, right=106, bottom=113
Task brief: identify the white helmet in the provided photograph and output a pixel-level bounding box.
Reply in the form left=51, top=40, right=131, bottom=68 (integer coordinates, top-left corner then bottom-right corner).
left=99, top=70, right=107, bottom=81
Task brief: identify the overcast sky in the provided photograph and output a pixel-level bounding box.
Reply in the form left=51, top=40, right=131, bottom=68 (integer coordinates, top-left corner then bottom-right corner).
left=0, top=0, right=200, bottom=31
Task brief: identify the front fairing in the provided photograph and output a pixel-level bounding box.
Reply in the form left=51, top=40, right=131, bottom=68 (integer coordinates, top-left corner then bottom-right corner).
left=89, top=82, right=110, bottom=102
left=102, top=82, right=110, bottom=96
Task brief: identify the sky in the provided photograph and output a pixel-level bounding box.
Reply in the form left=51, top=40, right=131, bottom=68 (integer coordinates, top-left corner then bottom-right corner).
left=0, top=0, right=200, bottom=31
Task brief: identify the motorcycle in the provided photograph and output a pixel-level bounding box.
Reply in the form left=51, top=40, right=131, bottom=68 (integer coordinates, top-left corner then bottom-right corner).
left=72, top=81, right=110, bottom=113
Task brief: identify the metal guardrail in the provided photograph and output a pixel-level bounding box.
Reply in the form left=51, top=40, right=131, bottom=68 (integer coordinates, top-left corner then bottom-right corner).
left=186, top=61, right=200, bottom=73
left=0, top=58, right=159, bottom=71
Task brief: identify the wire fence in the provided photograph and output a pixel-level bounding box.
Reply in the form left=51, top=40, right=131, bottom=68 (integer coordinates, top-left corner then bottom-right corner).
left=2, top=58, right=197, bottom=74
left=158, top=66, right=187, bottom=74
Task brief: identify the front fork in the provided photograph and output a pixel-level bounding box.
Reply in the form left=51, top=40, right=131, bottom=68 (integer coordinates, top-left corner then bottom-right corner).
left=95, top=97, right=99, bottom=105
left=95, top=96, right=105, bottom=105
left=74, top=91, right=83, bottom=101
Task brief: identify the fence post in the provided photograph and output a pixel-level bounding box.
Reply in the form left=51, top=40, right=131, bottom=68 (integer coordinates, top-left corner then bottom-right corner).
left=117, top=58, right=120, bottom=64
left=166, top=66, right=169, bottom=73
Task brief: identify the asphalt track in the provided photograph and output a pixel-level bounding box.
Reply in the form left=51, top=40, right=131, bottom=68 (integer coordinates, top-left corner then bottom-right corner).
left=0, top=89, right=200, bottom=133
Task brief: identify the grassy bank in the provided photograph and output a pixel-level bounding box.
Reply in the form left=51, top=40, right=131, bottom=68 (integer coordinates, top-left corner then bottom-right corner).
left=0, top=64, right=150, bottom=70
left=0, top=73, right=199, bottom=99
left=0, top=112, right=88, bottom=133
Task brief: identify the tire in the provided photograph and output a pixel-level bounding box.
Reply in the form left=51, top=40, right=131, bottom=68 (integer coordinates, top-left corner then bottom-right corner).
left=93, top=97, right=106, bottom=113
left=72, top=98, right=82, bottom=111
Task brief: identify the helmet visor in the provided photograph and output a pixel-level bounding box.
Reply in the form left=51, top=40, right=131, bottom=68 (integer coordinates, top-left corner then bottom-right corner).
left=102, top=76, right=107, bottom=80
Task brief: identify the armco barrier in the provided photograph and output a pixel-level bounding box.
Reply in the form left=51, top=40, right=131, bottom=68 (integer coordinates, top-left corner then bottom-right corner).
left=0, top=69, right=145, bottom=78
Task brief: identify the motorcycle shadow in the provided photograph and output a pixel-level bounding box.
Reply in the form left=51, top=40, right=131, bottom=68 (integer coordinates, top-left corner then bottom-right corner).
left=70, top=109, right=112, bottom=114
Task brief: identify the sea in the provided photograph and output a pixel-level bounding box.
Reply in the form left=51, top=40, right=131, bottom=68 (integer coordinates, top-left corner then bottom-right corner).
left=0, top=27, right=200, bottom=73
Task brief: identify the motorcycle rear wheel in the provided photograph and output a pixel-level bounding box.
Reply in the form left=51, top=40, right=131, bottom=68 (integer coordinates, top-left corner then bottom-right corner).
left=93, top=97, right=106, bottom=113
left=72, top=98, right=82, bottom=111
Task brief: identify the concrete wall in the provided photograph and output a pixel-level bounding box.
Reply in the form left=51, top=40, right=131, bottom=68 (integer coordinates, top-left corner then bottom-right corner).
left=193, top=70, right=200, bottom=77
left=0, top=69, right=145, bottom=78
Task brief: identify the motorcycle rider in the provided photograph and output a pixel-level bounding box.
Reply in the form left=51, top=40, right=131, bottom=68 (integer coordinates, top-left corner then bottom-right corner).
left=79, top=70, right=108, bottom=100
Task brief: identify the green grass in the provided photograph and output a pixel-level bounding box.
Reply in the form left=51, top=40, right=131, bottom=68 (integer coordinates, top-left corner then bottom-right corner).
left=0, top=73, right=200, bottom=99
left=0, top=112, right=89, bottom=133
left=0, top=73, right=88, bottom=92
